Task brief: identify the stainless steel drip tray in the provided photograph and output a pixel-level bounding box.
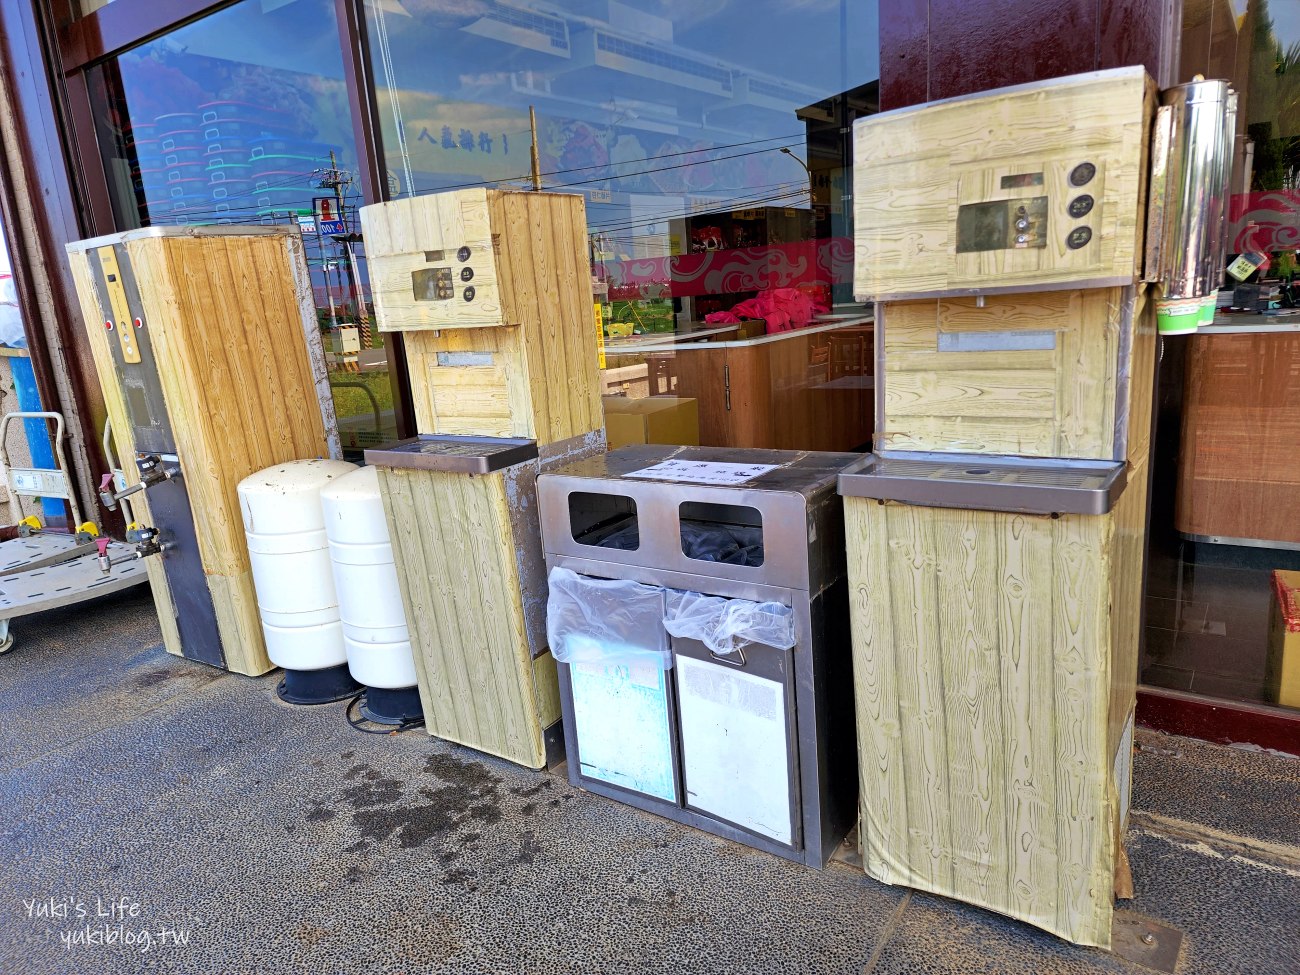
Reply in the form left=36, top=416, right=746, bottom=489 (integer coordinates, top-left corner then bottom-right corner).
left=838, top=453, right=1127, bottom=515
left=364, top=435, right=538, bottom=473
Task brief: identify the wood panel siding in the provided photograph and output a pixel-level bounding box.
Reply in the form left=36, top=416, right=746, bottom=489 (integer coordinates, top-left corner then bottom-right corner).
left=846, top=496, right=1120, bottom=946
left=378, top=465, right=561, bottom=769
left=881, top=290, right=1121, bottom=459
left=1176, top=331, right=1300, bottom=546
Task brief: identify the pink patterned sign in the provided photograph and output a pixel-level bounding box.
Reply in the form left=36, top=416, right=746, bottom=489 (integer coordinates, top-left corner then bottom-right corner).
left=1228, top=191, right=1300, bottom=252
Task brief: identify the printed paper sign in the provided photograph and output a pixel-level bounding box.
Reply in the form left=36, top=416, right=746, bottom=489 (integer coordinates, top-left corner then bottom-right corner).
left=1227, top=251, right=1270, bottom=281
left=627, top=459, right=778, bottom=486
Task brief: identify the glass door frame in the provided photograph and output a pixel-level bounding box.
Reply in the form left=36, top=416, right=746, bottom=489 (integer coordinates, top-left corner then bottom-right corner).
left=51, top=0, right=415, bottom=441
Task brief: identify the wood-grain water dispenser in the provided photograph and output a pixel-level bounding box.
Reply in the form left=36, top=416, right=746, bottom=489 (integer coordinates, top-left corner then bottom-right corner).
left=359, top=188, right=606, bottom=769
left=66, top=227, right=339, bottom=677
left=838, top=67, right=1233, bottom=947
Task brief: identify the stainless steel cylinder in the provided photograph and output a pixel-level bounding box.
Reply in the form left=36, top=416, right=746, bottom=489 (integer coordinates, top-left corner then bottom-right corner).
left=1211, top=88, right=1239, bottom=281
left=1155, top=78, right=1234, bottom=298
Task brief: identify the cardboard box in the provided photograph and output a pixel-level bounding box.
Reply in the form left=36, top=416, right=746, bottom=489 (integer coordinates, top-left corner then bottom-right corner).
left=603, top=396, right=699, bottom=449
left=1266, top=569, right=1300, bottom=708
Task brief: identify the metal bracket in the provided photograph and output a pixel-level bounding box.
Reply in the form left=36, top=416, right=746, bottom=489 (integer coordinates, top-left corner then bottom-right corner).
left=1110, top=911, right=1184, bottom=973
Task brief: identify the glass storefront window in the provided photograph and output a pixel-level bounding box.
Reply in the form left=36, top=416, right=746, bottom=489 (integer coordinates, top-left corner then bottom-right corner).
left=367, top=0, right=879, bottom=453
left=85, top=0, right=398, bottom=457
left=1141, top=0, right=1300, bottom=713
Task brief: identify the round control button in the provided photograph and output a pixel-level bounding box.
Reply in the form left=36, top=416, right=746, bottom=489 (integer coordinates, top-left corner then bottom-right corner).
left=1068, top=194, right=1094, bottom=218
left=463, top=286, right=476, bottom=302
left=104, top=319, right=114, bottom=331
left=1069, top=162, right=1096, bottom=186
left=460, top=267, right=474, bottom=282
left=456, top=246, right=471, bottom=262
left=1066, top=226, right=1093, bottom=249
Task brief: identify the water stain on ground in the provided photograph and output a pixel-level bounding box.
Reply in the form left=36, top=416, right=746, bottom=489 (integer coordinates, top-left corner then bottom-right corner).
left=517, top=830, right=542, bottom=865
left=129, top=665, right=225, bottom=692
left=310, top=752, right=508, bottom=856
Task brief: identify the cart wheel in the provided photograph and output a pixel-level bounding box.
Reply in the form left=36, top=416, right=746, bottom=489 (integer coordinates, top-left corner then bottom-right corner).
left=0, top=633, right=13, bottom=655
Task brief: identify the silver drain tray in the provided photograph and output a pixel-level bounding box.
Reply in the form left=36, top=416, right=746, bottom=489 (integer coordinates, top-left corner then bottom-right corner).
left=838, top=453, right=1127, bottom=515
left=365, top=435, right=538, bottom=474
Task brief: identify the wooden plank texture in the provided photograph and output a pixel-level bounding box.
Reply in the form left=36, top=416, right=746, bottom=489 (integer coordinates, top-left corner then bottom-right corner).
left=845, top=497, right=911, bottom=883
left=880, top=290, right=1121, bottom=459
left=845, top=499, right=1121, bottom=947
left=1175, top=331, right=1300, bottom=545
left=378, top=466, right=548, bottom=769
left=853, top=67, right=1155, bottom=299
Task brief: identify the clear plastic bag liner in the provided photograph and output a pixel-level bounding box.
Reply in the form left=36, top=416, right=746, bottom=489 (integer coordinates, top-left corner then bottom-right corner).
left=546, top=567, right=672, bottom=668
left=663, top=591, right=795, bottom=656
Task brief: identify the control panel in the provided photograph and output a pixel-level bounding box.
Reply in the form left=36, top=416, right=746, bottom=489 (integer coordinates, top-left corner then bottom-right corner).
left=853, top=66, right=1156, bottom=300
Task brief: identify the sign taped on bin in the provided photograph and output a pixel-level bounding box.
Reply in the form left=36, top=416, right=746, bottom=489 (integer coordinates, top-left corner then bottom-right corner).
left=626, top=459, right=778, bottom=486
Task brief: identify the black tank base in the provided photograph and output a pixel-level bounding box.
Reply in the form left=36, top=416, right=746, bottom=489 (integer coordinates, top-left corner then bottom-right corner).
left=360, top=685, right=424, bottom=725
left=277, top=664, right=362, bottom=705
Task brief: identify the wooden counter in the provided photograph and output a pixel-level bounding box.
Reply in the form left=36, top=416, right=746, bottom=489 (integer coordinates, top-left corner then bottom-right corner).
left=1176, top=322, right=1300, bottom=548
left=626, top=317, right=874, bottom=453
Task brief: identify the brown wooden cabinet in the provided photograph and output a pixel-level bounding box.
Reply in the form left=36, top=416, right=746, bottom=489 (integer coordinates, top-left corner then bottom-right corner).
left=669, top=319, right=874, bottom=453
left=1176, top=326, right=1300, bottom=547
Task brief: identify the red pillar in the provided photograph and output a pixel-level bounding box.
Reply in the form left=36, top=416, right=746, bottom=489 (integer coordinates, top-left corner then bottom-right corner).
left=880, top=0, right=1183, bottom=111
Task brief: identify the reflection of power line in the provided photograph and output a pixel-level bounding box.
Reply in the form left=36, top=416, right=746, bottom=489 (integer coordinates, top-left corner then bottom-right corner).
left=147, top=182, right=366, bottom=226
left=397, top=135, right=808, bottom=199
left=587, top=186, right=811, bottom=237
left=584, top=182, right=810, bottom=230
left=549, top=143, right=788, bottom=190
left=154, top=143, right=805, bottom=227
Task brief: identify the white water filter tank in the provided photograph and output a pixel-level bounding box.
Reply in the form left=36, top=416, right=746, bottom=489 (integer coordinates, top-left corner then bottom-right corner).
left=238, top=458, right=360, bottom=703
left=319, top=464, right=423, bottom=724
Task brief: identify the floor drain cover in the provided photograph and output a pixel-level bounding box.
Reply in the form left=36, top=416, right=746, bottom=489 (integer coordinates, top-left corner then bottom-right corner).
left=1111, top=911, right=1184, bottom=973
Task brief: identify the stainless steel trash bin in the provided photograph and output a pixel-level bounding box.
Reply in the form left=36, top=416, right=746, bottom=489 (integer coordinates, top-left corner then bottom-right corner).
left=538, top=445, right=859, bottom=868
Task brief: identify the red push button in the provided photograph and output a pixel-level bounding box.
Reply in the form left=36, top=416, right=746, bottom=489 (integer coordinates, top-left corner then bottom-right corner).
left=134, top=317, right=144, bottom=329
left=104, top=320, right=114, bottom=331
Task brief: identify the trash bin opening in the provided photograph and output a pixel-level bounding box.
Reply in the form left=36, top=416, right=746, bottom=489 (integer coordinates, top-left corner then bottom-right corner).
left=678, top=501, right=764, bottom=567
left=568, top=491, right=639, bottom=550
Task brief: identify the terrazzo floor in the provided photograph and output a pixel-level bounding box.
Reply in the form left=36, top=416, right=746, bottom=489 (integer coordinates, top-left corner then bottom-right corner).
left=1, top=587, right=1297, bottom=974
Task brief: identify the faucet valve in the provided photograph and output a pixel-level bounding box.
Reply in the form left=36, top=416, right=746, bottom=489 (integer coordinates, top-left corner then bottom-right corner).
left=99, top=454, right=175, bottom=511
left=95, top=537, right=112, bottom=575
left=126, top=523, right=162, bottom=559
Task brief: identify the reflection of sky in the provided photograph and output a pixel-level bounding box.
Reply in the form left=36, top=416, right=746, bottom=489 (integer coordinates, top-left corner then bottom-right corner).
left=104, top=0, right=880, bottom=246
left=1270, top=0, right=1300, bottom=48
left=173, top=0, right=348, bottom=80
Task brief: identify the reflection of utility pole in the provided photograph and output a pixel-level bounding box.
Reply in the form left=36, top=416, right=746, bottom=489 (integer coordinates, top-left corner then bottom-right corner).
left=324, top=259, right=341, bottom=329
left=318, top=151, right=370, bottom=347
left=529, top=106, right=542, bottom=190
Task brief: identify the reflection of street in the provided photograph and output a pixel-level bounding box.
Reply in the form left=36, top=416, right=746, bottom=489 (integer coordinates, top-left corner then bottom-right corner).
left=325, top=348, right=388, bottom=373
left=336, top=408, right=398, bottom=450
left=330, top=353, right=397, bottom=451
